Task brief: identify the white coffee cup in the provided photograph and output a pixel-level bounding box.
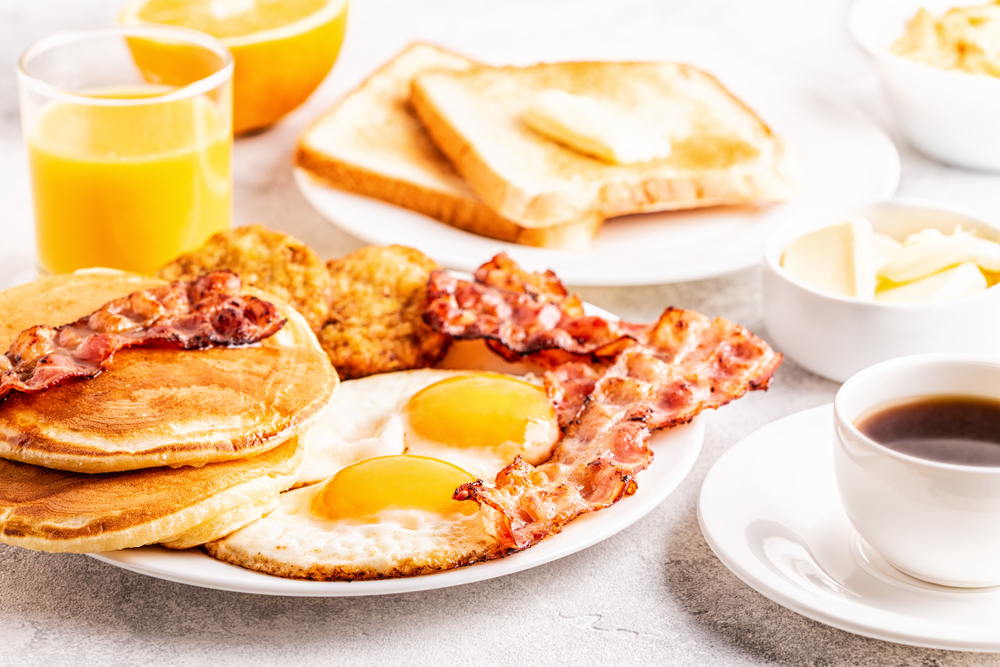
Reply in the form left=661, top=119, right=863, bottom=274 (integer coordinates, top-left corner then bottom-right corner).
left=834, top=354, right=1000, bottom=587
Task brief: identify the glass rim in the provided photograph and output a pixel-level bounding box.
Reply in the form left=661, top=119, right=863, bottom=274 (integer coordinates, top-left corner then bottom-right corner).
left=17, top=24, right=234, bottom=106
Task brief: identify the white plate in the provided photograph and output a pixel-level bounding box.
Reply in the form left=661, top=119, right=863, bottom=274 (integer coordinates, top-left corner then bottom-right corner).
left=294, top=66, right=899, bottom=286
left=698, top=404, right=1000, bottom=652
left=89, top=417, right=702, bottom=596
left=89, top=296, right=700, bottom=596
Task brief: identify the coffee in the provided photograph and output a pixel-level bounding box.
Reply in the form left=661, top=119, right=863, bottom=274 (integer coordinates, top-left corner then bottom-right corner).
left=855, top=395, right=1000, bottom=467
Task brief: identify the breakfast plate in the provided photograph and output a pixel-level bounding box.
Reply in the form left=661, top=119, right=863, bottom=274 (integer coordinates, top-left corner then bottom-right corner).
left=88, top=296, right=702, bottom=596
left=295, top=66, right=900, bottom=286
left=89, top=416, right=702, bottom=596
left=698, top=404, right=1000, bottom=652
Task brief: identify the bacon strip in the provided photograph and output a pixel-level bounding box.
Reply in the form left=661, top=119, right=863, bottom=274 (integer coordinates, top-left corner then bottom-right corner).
left=454, top=308, right=782, bottom=550
left=426, top=269, right=649, bottom=363
left=425, top=255, right=782, bottom=551
left=474, top=253, right=585, bottom=315
left=543, top=360, right=609, bottom=429
left=0, top=271, right=285, bottom=402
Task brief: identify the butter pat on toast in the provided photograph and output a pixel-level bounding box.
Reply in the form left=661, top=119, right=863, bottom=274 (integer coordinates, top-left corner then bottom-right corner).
left=295, top=44, right=602, bottom=249
left=411, top=61, right=798, bottom=229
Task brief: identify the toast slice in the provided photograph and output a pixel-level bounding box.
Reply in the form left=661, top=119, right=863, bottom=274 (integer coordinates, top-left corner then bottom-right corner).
left=411, top=61, right=798, bottom=229
left=295, top=44, right=602, bottom=249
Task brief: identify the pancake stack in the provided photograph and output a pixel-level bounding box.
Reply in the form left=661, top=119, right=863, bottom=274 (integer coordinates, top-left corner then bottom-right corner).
left=0, top=270, right=338, bottom=552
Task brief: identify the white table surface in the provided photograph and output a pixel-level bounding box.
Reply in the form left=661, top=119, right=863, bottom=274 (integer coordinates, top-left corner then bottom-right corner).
left=1, top=1, right=999, bottom=665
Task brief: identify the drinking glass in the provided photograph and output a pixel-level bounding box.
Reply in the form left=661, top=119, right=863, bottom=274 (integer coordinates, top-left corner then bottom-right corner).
left=18, top=25, right=233, bottom=275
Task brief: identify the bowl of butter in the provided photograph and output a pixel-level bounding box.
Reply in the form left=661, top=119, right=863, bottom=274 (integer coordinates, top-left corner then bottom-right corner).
left=763, top=200, right=1000, bottom=382
left=849, top=0, right=1000, bottom=171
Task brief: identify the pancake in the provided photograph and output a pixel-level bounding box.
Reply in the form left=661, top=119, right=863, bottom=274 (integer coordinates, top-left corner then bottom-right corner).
left=0, top=434, right=304, bottom=553
left=160, top=491, right=282, bottom=550
left=0, top=270, right=338, bottom=473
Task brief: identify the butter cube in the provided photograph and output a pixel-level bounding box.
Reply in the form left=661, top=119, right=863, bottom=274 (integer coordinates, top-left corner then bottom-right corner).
left=879, top=226, right=1000, bottom=283
left=782, top=218, right=876, bottom=299
left=524, top=90, right=671, bottom=164
left=875, top=262, right=987, bottom=303
left=872, top=232, right=902, bottom=272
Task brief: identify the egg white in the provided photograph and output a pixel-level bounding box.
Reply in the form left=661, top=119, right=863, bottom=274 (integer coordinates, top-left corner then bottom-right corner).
left=207, top=368, right=558, bottom=580
left=204, top=483, right=506, bottom=581
left=402, top=411, right=558, bottom=482
left=296, top=368, right=551, bottom=486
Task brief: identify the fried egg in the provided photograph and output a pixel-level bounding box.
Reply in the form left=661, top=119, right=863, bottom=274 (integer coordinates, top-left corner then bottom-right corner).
left=296, top=368, right=560, bottom=485
left=205, top=369, right=561, bottom=580
left=204, top=453, right=506, bottom=580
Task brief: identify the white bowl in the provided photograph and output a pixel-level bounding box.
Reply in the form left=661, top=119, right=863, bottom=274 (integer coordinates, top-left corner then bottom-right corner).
left=763, top=200, right=1000, bottom=382
left=834, top=354, right=1000, bottom=587
left=849, top=0, right=1000, bottom=172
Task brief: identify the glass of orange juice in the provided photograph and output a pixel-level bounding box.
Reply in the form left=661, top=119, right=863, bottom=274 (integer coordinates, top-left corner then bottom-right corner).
left=17, top=25, right=233, bottom=276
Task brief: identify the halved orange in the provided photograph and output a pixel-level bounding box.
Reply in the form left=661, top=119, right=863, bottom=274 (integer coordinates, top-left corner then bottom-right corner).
left=120, top=0, right=348, bottom=135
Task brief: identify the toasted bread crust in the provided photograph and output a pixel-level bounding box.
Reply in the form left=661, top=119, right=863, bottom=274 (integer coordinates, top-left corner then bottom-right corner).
left=294, top=43, right=603, bottom=249
left=296, top=150, right=603, bottom=248
left=411, top=61, right=798, bottom=228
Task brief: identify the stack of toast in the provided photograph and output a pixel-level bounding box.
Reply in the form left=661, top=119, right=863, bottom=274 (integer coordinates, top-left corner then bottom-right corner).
left=296, top=43, right=797, bottom=249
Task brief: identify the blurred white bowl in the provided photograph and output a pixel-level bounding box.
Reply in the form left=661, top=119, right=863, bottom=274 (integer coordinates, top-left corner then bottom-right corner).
left=763, top=200, right=1000, bottom=382
left=849, top=0, right=1000, bottom=172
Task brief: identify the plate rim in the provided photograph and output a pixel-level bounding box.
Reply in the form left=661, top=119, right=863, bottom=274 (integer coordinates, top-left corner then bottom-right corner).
left=88, top=297, right=704, bottom=597
left=698, top=403, right=1000, bottom=652
left=89, top=418, right=704, bottom=597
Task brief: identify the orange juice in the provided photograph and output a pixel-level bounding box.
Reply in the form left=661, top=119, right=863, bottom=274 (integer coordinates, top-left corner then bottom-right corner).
left=119, top=0, right=347, bottom=134
left=27, top=86, right=231, bottom=275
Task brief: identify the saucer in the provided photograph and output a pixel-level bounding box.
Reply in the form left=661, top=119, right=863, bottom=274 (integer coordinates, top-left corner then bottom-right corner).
left=698, top=404, right=1000, bottom=652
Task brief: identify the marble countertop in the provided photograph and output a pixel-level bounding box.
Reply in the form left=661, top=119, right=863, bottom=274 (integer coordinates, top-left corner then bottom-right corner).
left=2, top=0, right=999, bottom=664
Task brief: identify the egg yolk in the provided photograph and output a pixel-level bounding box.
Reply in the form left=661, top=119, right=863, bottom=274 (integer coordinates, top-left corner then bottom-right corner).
left=402, top=373, right=557, bottom=452
left=311, top=455, right=478, bottom=521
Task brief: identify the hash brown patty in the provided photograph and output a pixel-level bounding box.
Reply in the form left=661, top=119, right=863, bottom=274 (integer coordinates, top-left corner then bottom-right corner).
left=318, top=245, right=451, bottom=379
left=157, top=225, right=332, bottom=331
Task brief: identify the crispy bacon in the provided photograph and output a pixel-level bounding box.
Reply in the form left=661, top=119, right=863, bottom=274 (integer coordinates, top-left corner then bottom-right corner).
left=455, top=308, right=782, bottom=550
left=425, top=268, right=649, bottom=363
left=474, top=253, right=585, bottom=316
left=544, top=360, right=608, bottom=429
left=425, top=255, right=782, bottom=551
left=0, top=271, right=285, bottom=402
